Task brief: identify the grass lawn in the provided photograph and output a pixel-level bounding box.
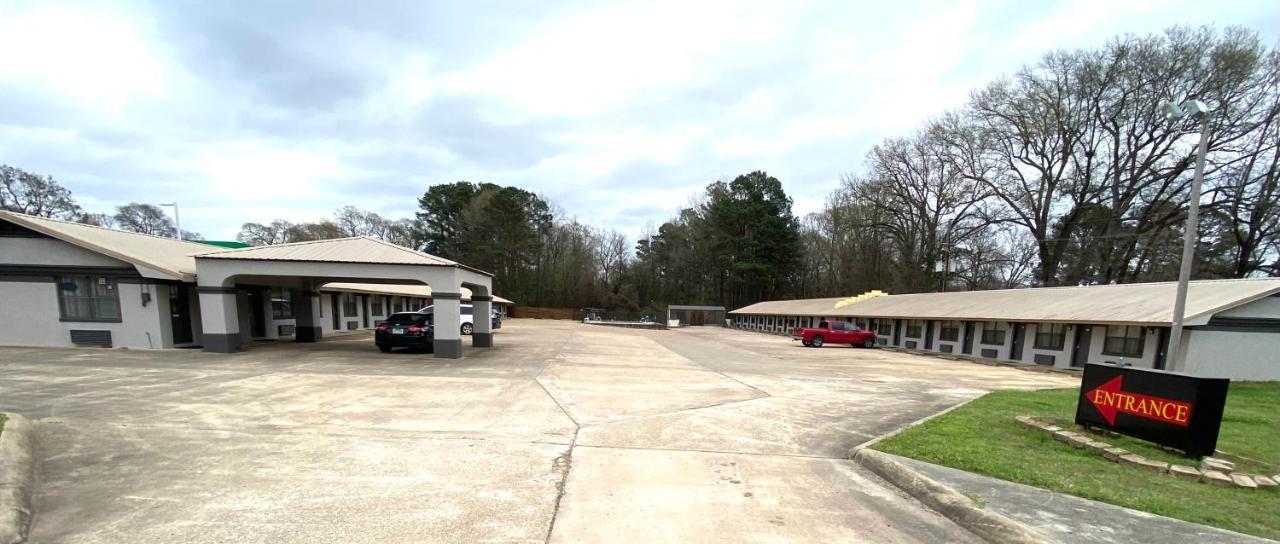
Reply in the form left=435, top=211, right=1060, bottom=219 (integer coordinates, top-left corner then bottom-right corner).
left=874, top=382, right=1280, bottom=540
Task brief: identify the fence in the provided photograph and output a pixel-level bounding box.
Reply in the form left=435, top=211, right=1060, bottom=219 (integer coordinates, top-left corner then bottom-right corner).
left=509, top=306, right=580, bottom=320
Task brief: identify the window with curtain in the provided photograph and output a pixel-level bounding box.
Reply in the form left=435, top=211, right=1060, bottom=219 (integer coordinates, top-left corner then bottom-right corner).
left=981, top=322, right=1008, bottom=345
left=939, top=321, right=961, bottom=342
left=1034, top=324, right=1067, bottom=350
left=342, top=293, right=357, bottom=316
left=905, top=320, right=923, bottom=338
left=1103, top=326, right=1146, bottom=357
left=57, top=276, right=121, bottom=321
left=271, top=287, right=294, bottom=319
left=370, top=296, right=383, bottom=316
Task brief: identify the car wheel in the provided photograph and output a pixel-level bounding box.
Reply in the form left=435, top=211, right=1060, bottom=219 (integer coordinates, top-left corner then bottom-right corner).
left=811, top=336, right=824, bottom=348
left=378, top=345, right=392, bottom=353
left=862, top=337, right=875, bottom=348
left=461, top=323, right=473, bottom=335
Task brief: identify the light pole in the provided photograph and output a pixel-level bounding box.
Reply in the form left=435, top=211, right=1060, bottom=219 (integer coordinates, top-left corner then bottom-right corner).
left=1161, top=99, right=1211, bottom=371
left=159, top=202, right=181, bottom=240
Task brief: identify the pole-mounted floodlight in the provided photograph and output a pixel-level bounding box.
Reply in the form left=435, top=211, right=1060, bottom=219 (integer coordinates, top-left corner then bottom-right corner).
left=158, top=202, right=181, bottom=240
left=1161, top=98, right=1212, bottom=371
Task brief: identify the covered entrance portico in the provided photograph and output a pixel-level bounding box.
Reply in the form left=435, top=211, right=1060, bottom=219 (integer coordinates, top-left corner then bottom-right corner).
left=193, top=237, right=494, bottom=358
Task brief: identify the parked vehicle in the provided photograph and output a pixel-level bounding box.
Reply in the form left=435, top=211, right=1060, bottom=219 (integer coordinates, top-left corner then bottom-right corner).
left=375, top=312, right=434, bottom=352
left=791, top=321, right=877, bottom=348
left=418, top=304, right=501, bottom=335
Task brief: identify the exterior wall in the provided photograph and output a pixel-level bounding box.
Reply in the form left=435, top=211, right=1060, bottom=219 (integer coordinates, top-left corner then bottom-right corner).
left=1020, top=323, right=1076, bottom=368
left=3, top=237, right=135, bottom=268
left=1215, top=295, right=1280, bottom=318
left=1181, top=329, right=1280, bottom=380
left=932, top=320, right=963, bottom=355
left=0, top=279, right=170, bottom=349
left=900, top=319, right=927, bottom=350
left=1086, top=324, right=1159, bottom=369
left=972, top=321, right=1011, bottom=360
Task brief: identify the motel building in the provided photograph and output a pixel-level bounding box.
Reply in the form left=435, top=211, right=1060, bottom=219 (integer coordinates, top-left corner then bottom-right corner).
left=0, top=211, right=510, bottom=358
left=728, top=279, right=1280, bottom=380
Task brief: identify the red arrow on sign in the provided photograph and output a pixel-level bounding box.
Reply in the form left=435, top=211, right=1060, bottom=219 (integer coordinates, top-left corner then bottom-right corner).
left=1086, top=375, right=1193, bottom=427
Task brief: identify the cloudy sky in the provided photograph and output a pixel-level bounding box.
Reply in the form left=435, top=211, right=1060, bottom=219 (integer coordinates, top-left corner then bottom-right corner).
left=2, top=0, right=1277, bottom=241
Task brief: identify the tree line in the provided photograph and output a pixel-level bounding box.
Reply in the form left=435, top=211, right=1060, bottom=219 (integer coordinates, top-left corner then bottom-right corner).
left=3, top=25, right=1276, bottom=315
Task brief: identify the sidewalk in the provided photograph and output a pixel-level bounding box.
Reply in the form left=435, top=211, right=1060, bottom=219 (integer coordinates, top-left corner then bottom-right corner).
left=884, top=453, right=1275, bottom=544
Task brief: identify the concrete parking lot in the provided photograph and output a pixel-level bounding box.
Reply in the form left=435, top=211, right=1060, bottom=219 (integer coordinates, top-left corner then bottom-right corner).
left=0, top=319, right=1076, bottom=543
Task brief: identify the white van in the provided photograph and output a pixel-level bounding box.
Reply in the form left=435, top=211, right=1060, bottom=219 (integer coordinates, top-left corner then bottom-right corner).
left=417, top=304, right=502, bottom=335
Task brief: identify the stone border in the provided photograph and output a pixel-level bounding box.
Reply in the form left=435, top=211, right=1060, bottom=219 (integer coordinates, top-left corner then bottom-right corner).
left=849, top=400, right=1053, bottom=544
left=1016, top=416, right=1279, bottom=490
left=0, top=413, right=37, bottom=544
left=852, top=448, right=1053, bottom=544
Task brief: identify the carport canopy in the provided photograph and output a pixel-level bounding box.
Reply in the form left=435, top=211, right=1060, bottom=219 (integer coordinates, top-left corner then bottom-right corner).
left=193, top=236, right=494, bottom=358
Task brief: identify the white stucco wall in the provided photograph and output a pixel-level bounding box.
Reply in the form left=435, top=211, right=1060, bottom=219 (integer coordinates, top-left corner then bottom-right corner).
left=1086, top=324, right=1159, bottom=369
left=1, top=237, right=131, bottom=268
left=0, top=280, right=168, bottom=349
left=1181, top=329, right=1280, bottom=380
left=1216, top=295, right=1280, bottom=318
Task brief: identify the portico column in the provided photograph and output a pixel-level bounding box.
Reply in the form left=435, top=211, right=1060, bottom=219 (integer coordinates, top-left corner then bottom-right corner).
left=432, top=292, right=463, bottom=358
left=197, top=286, right=241, bottom=353
left=294, top=286, right=323, bottom=342
left=471, top=295, right=493, bottom=348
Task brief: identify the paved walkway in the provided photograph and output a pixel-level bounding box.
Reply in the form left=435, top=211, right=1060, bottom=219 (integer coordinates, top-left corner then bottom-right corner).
left=0, top=320, right=1077, bottom=542
left=889, top=453, right=1275, bottom=544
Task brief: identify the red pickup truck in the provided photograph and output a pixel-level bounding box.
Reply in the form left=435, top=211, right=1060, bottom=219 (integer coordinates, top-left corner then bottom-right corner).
left=792, top=321, right=878, bottom=348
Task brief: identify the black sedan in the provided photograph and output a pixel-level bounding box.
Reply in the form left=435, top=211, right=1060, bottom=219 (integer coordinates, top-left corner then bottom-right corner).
left=375, top=312, right=434, bottom=352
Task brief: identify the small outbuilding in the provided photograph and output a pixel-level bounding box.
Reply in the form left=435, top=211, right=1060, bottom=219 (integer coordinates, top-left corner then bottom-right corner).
left=666, top=305, right=726, bottom=327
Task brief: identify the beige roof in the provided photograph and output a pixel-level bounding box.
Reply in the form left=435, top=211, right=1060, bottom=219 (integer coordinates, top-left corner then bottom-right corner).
left=730, top=278, right=1280, bottom=326
left=195, top=236, right=492, bottom=273
left=1, top=210, right=216, bottom=281
left=321, top=282, right=513, bottom=305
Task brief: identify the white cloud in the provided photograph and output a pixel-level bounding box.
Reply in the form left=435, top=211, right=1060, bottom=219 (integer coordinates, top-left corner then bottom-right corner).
left=1, top=0, right=1277, bottom=243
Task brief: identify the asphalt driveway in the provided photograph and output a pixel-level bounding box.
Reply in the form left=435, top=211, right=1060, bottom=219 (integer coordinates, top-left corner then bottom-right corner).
left=0, top=320, right=1077, bottom=543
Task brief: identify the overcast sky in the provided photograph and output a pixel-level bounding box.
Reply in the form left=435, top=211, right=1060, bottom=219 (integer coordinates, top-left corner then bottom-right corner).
left=2, top=0, right=1277, bottom=241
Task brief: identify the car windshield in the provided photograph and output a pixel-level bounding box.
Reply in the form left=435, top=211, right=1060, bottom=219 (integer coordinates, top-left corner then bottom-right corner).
left=384, top=313, right=428, bottom=325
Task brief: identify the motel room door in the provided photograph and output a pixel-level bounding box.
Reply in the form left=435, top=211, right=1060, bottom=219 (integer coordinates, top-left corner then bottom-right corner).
left=247, top=288, right=267, bottom=338
left=1010, top=323, right=1027, bottom=361
left=1071, top=325, right=1093, bottom=368
left=169, top=284, right=193, bottom=345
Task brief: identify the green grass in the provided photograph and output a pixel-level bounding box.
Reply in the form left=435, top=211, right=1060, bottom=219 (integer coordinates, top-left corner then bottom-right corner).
left=874, top=383, right=1280, bottom=540
left=0, top=413, right=5, bottom=436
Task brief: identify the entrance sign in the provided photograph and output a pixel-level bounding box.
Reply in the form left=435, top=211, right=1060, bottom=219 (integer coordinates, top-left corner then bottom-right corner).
left=1075, top=363, right=1229, bottom=457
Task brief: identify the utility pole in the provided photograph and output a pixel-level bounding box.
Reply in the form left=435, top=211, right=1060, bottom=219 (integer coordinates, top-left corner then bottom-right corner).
left=1161, top=99, right=1212, bottom=371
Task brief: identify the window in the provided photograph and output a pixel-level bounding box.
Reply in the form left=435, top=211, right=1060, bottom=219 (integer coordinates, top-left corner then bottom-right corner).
left=57, top=276, right=121, bottom=322
left=1034, top=324, right=1067, bottom=350
left=1104, top=326, right=1146, bottom=357
left=939, top=321, right=961, bottom=342
left=270, top=287, right=294, bottom=319
left=370, top=297, right=383, bottom=316
left=981, top=322, right=1007, bottom=345
left=341, top=293, right=357, bottom=316
left=905, top=320, right=923, bottom=338
left=877, top=321, right=893, bottom=336
left=393, top=298, right=404, bottom=313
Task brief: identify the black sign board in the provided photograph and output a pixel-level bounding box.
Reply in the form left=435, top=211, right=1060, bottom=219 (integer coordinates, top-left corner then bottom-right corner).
left=1074, top=363, right=1229, bottom=457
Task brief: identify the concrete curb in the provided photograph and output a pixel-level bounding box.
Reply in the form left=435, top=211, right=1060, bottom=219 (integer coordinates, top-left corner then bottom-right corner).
left=0, top=413, right=37, bottom=544
left=851, top=448, right=1053, bottom=544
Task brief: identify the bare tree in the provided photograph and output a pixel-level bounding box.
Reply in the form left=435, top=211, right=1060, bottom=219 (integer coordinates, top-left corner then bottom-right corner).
left=114, top=203, right=176, bottom=237
left=0, top=164, right=83, bottom=219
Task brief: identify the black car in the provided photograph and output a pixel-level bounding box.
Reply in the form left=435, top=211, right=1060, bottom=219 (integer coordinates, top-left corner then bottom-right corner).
left=375, top=312, right=434, bottom=352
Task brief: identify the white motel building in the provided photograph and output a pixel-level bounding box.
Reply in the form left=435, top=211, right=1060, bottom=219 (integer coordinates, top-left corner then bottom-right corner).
left=0, top=211, right=510, bottom=358
left=729, top=279, right=1280, bottom=380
